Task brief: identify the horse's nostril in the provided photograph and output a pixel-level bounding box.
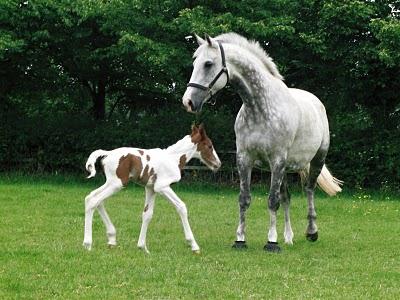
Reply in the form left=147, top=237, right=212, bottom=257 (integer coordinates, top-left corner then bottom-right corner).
left=188, top=100, right=194, bottom=110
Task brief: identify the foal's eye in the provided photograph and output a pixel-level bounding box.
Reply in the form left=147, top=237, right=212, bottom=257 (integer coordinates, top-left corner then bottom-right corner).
left=208, top=145, right=213, bottom=150
left=204, top=61, right=213, bottom=68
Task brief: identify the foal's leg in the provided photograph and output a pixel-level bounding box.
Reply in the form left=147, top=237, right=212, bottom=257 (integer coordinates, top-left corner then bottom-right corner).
left=137, top=186, right=156, bottom=254
left=97, top=203, right=117, bottom=247
left=305, top=151, right=327, bottom=242
left=158, top=186, right=200, bottom=253
left=233, top=152, right=252, bottom=249
left=281, top=175, right=294, bottom=245
left=265, top=160, right=286, bottom=253
left=83, top=180, right=123, bottom=250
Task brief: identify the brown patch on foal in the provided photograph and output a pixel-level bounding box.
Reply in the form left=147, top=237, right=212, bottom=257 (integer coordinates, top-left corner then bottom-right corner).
left=191, top=125, right=215, bottom=164
left=146, top=155, right=150, bottom=161
left=138, top=150, right=144, bottom=155
left=141, top=165, right=155, bottom=184
left=179, top=154, right=187, bottom=170
left=144, top=204, right=149, bottom=212
left=116, top=154, right=143, bottom=186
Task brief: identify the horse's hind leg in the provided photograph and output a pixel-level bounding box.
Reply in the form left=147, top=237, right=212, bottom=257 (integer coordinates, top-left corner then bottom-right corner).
left=281, top=175, right=294, bottom=245
left=232, top=152, right=252, bottom=249
left=305, top=150, right=327, bottom=242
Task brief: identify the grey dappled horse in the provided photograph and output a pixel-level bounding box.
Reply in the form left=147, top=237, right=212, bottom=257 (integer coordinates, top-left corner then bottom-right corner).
left=182, top=33, right=342, bottom=252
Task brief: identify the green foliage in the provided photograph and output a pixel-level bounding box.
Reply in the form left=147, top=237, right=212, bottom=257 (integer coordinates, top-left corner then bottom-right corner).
left=1, top=0, right=400, bottom=188
left=0, top=103, right=235, bottom=173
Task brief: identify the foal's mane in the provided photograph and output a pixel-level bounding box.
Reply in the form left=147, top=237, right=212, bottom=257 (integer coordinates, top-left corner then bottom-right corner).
left=215, top=32, right=283, bottom=81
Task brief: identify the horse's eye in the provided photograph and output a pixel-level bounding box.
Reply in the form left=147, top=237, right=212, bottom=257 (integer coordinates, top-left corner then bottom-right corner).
left=204, top=61, right=213, bottom=68
left=208, top=145, right=213, bottom=150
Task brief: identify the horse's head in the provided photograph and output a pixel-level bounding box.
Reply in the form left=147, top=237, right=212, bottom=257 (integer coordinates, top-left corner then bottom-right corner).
left=191, top=124, right=221, bottom=171
left=183, top=34, right=229, bottom=113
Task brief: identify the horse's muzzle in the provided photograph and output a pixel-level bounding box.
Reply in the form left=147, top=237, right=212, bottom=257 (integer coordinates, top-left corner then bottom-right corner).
left=183, top=98, right=201, bottom=113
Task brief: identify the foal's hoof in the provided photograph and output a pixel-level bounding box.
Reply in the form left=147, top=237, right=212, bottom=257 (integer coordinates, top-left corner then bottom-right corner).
left=192, top=250, right=201, bottom=255
left=83, top=242, right=92, bottom=251
left=264, top=241, right=281, bottom=253
left=232, top=241, right=248, bottom=249
left=306, top=231, right=318, bottom=242
left=107, top=244, right=117, bottom=249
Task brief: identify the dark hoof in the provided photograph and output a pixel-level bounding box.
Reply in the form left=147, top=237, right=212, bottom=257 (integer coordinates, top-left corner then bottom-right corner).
left=306, top=231, right=318, bottom=242
left=264, top=241, right=281, bottom=253
left=232, top=241, right=248, bottom=249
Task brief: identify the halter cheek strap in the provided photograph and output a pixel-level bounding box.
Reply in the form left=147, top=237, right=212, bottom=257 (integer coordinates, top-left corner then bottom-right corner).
left=187, top=41, right=229, bottom=97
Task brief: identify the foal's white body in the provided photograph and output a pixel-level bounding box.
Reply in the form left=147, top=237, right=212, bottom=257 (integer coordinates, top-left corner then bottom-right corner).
left=83, top=126, right=220, bottom=253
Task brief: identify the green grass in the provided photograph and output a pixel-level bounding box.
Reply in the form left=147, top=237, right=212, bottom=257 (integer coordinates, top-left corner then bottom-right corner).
left=1, top=174, right=400, bottom=299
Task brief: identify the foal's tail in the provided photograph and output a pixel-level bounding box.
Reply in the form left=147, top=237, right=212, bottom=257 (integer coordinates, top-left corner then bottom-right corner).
left=300, top=164, right=343, bottom=196
left=85, top=150, right=108, bottom=179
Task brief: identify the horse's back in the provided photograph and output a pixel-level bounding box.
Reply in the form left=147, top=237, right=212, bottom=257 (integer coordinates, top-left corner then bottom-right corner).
left=284, top=88, right=330, bottom=168
left=289, top=88, right=329, bottom=134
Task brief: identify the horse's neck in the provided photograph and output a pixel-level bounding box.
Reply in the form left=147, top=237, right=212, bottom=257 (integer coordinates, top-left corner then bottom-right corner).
left=225, top=44, right=281, bottom=111
left=165, top=135, right=196, bottom=163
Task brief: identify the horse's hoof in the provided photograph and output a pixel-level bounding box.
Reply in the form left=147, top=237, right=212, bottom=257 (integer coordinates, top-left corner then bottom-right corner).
left=306, top=231, right=318, bottom=242
left=192, top=250, right=201, bottom=255
left=107, top=244, right=117, bottom=249
left=264, top=241, right=281, bottom=253
left=232, top=241, right=248, bottom=249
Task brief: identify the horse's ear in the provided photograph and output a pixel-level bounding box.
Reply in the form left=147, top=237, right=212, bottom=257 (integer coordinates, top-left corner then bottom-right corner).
left=204, top=33, right=218, bottom=48
left=194, top=33, right=205, bottom=46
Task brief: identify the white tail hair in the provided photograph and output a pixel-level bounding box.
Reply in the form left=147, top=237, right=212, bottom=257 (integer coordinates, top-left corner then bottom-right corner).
left=300, top=164, right=343, bottom=196
left=85, top=150, right=108, bottom=179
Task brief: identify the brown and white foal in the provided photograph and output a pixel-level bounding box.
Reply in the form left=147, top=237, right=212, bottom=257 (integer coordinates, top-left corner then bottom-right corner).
left=83, top=124, right=221, bottom=253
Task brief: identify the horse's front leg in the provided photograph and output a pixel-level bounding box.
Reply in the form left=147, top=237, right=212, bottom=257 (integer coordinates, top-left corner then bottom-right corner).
left=232, top=152, right=253, bottom=249
left=265, top=160, right=286, bottom=253
left=281, top=174, right=294, bottom=245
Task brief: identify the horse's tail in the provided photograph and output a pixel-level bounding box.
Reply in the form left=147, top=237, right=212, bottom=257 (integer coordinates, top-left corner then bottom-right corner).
left=85, top=150, right=108, bottom=179
left=299, top=164, right=343, bottom=196
left=317, top=165, right=343, bottom=196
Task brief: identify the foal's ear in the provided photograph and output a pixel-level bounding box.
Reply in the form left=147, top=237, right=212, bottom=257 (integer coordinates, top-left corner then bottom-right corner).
left=204, top=33, right=218, bottom=48
left=194, top=33, right=205, bottom=46
left=198, top=123, right=206, bottom=135
left=191, top=124, right=199, bottom=135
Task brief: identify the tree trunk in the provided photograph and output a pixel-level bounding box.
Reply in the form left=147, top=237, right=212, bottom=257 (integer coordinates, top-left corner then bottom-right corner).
left=84, top=80, right=106, bottom=120
left=93, top=80, right=106, bottom=120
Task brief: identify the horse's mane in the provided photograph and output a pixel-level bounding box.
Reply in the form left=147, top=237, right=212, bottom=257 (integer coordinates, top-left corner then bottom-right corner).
left=215, top=32, right=283, bottom=81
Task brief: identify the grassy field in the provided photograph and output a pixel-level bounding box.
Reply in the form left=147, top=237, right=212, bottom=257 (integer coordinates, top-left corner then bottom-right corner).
left=1, top=174, right=399, bottom=299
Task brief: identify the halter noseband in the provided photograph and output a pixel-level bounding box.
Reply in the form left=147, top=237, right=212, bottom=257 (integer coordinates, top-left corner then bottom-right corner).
left=187, top=41, right=229, bottom=98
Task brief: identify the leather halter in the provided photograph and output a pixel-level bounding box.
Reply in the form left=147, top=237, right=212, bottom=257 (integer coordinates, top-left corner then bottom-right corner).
left=187, top=41, right=229, bottom=98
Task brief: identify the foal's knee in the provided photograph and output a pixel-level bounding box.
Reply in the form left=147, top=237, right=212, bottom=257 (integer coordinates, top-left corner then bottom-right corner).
left=176, top=202, right=188, bottom=216
left=85, top=200, right=97, bottom=213
left=142, top=206, right=154, bottom=222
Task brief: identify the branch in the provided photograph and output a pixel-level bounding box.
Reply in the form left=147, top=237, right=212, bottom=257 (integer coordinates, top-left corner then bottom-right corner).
left=108, top=94, right=127, bottom=119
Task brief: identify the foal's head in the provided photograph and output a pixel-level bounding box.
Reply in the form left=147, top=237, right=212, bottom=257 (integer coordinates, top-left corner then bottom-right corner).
left=183, top=34, right=229, bottom=113
left=191, top=124, right=221, bottom=172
